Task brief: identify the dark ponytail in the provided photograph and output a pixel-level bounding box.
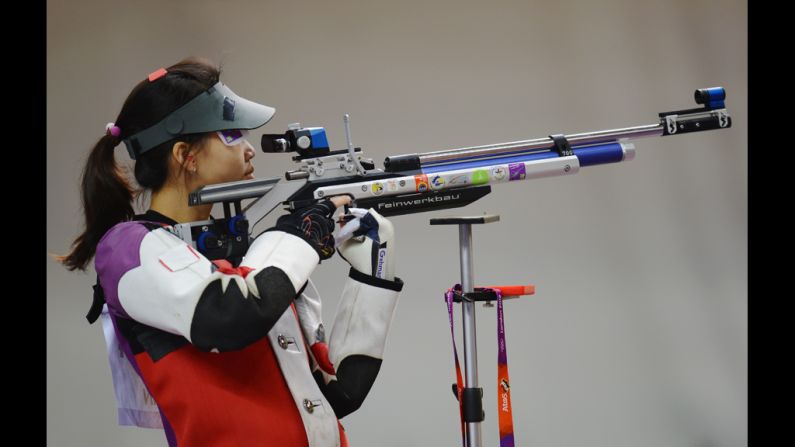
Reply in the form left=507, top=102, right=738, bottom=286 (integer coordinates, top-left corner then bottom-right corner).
left=56, top=133, right=136, bottom=271
left=56, top=56, right=221, bottom=271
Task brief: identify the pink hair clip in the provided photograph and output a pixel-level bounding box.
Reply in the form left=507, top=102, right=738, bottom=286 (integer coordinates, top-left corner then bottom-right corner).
left=105, top=122, right=121, bottom=138
left=148, top=68, right=168, bottom=82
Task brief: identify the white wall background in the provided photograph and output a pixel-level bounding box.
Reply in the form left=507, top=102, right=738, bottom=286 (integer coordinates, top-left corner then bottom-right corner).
left=47, top=1, right=746, bottom=446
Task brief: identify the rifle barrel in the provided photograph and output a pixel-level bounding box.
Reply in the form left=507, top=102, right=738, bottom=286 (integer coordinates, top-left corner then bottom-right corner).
left=418, top=124, right=662, bottom=167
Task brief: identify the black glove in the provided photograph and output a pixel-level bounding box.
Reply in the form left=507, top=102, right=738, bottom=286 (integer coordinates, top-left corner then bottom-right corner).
left=267, top=199, right=337, bottom=261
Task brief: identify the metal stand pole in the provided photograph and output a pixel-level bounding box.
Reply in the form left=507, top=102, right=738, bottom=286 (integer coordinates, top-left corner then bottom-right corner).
left=459, top=222, right=482, bottom=447
left=431, top=214, right=500, bottom=447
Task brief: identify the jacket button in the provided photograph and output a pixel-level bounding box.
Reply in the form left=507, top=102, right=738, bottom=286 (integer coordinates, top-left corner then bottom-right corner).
left=303, top=399, right=319, bottom=414
left=277, top=334, right=289, bottom=350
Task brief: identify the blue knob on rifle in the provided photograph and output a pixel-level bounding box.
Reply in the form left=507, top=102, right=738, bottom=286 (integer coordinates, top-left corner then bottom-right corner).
left=695, top=87, right=726, bottom=109
left=197, top=231, right=219, bottom=254
left=228, top=215, right=246, bottom=237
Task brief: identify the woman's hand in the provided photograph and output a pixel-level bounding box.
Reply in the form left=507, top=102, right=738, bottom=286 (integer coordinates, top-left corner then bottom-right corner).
left=337, top=208, right=396, bottom=281
left=270, top=198, right=339, bottom=261
left=265, top=195, right=353, bottom=262
left=328, top=195, right=352, bottom=209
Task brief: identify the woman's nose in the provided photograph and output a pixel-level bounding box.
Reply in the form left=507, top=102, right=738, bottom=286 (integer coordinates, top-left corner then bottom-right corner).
left=244, top=141, right=255, bottom=160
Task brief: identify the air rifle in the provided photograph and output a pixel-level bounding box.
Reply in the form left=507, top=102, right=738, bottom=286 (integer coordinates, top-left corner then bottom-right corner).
left=176, top=87, right=732, bottom=261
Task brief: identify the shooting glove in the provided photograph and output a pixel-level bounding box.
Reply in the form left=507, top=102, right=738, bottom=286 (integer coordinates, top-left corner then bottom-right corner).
left=265, top=199, right=337, bottom=261
left=337, top=208, right=396, bottom=280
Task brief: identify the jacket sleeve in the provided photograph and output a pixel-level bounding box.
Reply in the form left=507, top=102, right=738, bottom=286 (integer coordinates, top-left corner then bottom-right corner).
left=95, top=221, right=320, bottom=352
left=312, top=267, right=404, bottom=418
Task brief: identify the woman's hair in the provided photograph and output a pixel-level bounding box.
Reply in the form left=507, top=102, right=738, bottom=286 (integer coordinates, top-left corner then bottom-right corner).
left=57, top=57, right=221, bottom=271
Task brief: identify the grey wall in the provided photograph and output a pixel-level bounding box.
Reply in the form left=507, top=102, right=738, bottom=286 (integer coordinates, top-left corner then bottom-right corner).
left=47, top=1, right=746, bottom=446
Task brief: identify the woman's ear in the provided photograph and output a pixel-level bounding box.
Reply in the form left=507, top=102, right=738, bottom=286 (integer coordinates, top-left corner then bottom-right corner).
left=171, top=141, right=193, bottom=171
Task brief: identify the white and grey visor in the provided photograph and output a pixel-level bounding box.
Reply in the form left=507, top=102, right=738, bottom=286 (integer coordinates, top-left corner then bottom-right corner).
left=122, top=81, right=275, bottom=159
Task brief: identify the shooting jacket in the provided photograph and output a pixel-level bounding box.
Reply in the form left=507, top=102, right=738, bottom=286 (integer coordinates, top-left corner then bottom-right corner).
left=93, top=210, right=403, bottom=447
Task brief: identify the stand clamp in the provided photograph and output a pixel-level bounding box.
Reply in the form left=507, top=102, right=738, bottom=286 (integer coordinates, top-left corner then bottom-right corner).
left=452, top=384, right=486, bottom=422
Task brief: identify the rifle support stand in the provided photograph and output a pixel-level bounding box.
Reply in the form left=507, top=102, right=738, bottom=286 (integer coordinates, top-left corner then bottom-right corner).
left=430, top=214, right=500, bottom=447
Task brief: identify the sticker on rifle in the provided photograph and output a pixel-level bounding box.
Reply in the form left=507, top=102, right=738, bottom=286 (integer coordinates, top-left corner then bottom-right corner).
left=371, top=182, right=384, bottom=196
left=429, top=175, right=445, bottom=190
left=414, top=174, right=429, bottom=193
left=471, top=169, right=489, bottom=185
left=509, top=163, right=526, bottom=181
left=449, top=174, right=470, bottom=185
left=491, top=166, right=507, bottom=181
left=387, top=180, right=398, bottom=192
